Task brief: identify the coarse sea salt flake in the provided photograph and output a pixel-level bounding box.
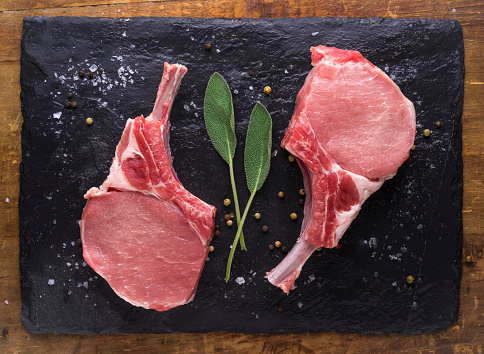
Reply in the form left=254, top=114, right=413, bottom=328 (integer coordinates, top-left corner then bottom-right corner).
left=235, top=277, right=245, bottom=285
left=48, top=279, right=55, bottom=285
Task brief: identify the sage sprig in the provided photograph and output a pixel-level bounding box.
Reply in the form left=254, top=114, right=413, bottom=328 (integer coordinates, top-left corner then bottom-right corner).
left=225, top=102, right=272, bottom=281
left=204, top=73, right=246, bottom=250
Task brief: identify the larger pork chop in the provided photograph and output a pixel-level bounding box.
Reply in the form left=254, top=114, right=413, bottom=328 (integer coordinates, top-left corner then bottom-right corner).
left=80, top=63, right=216, bottom=311
left=267, top=46, right=416, bottom=294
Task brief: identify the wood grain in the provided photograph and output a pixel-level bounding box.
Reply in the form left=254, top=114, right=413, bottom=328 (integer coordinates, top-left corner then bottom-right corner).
left=1, top=0, right=483, bottom=352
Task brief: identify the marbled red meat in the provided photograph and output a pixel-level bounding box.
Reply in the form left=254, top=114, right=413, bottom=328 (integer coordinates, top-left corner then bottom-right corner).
left=267, top=46, right=416, bottom=294
left=80, top=63, right=216, bottom=311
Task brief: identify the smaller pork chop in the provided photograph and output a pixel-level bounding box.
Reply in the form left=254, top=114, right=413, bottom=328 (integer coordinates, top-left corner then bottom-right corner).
left=80, top=63, right=216, bottom=311
left=267, top=46, right=416, bottom=294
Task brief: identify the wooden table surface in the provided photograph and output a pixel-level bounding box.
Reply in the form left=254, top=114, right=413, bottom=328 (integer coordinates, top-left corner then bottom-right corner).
left=1, top=0, right=482, bottom=352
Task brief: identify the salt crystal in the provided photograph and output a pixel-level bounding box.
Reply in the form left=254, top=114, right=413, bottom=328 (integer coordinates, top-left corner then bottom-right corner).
left=53, top=112, right=62, bottom=119
left=271, top=150, right=278, bottom=157
left=308, top=274, right=315, bottom=282
left=298, top=302, right=303, bottom=309
left=122, top=31, right=127, bottom=37
left=311, top=32, right=319, bottom=36
left=249, top=86, right=254, bottom=91
left=5, top=198, right=9, bottom=203
left=66, top=262, right=71, bottom=267
left=392, top=282, right=397, bottom=287
left=5, top=300, right=8, bottom=305
left=48, top=279, right=55, bottom=285
left=417, top=224, right=423, bottom=230
left=235, top=277, right=245, bottom=285
left=369, top=237, right=377, bottom=248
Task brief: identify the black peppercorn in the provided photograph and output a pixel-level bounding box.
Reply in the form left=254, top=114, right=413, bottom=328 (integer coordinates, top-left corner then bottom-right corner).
left=269, top=244, right=274, bottom=251
left=63, top=292, right=69, bottom=299
left=205, top=43, right=212, bottom=51
left=262, top=225, right=269, bottom=233
left=67, top=92, right=73, bottom=99
left=78, top=70, right=85, bottom=78
left=98, top=68, right=104, bottom=75
left=87, top=71, right=94, bottom=79
left=77, top=238, right=82, bottom=246
left=282, top=246, right=288, bottom=254
left=64, top=102, right=71, bottom=108
left=1, top=328, right=8, bottom=337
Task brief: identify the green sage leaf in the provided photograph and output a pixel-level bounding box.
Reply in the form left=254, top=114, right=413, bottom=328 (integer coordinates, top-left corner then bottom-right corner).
left=244, top=103, right=272, bottom=193
left=203, top=73, right=236, bottom=164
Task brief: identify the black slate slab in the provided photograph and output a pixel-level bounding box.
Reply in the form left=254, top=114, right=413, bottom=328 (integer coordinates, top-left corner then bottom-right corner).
left=19, top=16, right=464, bottom=334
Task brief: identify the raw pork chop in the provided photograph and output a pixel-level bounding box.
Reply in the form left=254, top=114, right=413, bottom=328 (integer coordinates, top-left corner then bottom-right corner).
left=80, top=63, right=216, bottom=311
left=267, top=46, right=416, bottom=294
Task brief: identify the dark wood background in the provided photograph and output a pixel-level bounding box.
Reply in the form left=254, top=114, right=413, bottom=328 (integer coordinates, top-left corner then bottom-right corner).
left=1, top=1, right=482, bottom=352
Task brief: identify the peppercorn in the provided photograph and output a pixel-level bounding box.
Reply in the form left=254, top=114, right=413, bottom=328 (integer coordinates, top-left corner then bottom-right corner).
left=436, top=121, right=442, bottom=128
left=299, top=189, right=306, bottom=196
left=87, top=71, right=94, bottom=79
left=230, top=212, right=235, bottom=219
left=214, top=229, right=220, bottom=236
left=423, top=129, right=431, bottom=137
left=316, top=247, right=322, bottom=252
left=1, top=328, right=8, bottom=337
left=288, top=154, right=295, bottom=162
left=98, top=68, right=104, bottom=75
left=254, top=212, right=261, bottom=220
left=299, top=198, right=305, bottom=205
left=278, top=191, right=284, bottom=198
left=224, top=214, right=231, bottom=221
left=407, top=275, right=414, bottom=284
left=64, top=102, right=71, bottom=108
left=71, top=101, right=78, bottom=108
left=249, top=71, right=254, bottom=76
left=67, top=92, right=73, bottom=99
left=466, top=255, right=474, bottom=263
left=76, top=238, right=82, bottom=246
left=411, top=144, right=416, bottom=151
left=209, top=245, right=214, bottom=252
left=63, top=292, right=69, bottom=299
left=86, top=117, right=93, bottom=125
left=264, top=86, right=272, bottom=95
left=78, top=70, right=85, bottom=78
left=290, top=213, right=297, bottom=220
left=205, top=43, right=212, bottom=51
left=226, top=220, right=233, bottom=227
left=215, top=224, right=219, bottom=229
left=275, top=241, right=281, bottom=248
left=269, top=244, right=274, bottom=251
left=262, top=225, right=269, bottom=233
left=278, top=304, right=283, bottom=311
left=224, top=198, right=231, bottom=206
left=282, top=246, right=288, bottom=254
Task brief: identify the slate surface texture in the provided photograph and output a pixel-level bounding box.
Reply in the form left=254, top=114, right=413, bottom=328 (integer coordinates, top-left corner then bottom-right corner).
left=19, top=16, right=464, bottom=334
